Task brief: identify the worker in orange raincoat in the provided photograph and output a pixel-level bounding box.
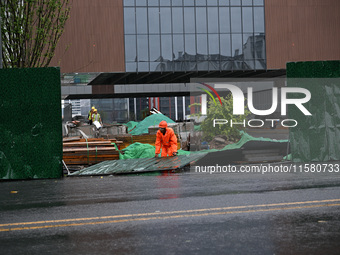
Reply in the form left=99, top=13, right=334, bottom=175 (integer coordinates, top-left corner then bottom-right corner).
left=155, top=121, right=178, bottom=157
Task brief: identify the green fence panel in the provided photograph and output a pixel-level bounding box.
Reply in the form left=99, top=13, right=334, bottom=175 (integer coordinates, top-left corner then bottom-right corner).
left=0, top=67, right=62, bottom=179
left=287, top=61, right=340, bottom=162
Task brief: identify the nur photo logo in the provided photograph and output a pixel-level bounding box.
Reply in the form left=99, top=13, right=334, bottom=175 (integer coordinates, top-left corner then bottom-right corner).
left=194, top=82, right=312, bottom=128
left=197, top=82, right=222, bottom=106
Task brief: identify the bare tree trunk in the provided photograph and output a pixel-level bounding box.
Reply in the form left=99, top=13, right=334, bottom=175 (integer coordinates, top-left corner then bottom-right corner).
left=0, top=0, right=71, bottom=68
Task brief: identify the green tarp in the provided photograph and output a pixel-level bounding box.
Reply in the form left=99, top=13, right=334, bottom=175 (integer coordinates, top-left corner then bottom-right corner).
left=70, top=153, right=208, bottom=176
left=287, top=61, right=340, bottom=162
left=128, top=114, right=175, bottom=135
left=119, top=142, right=156, bottom=159
left=119, top=132, right=288, bottom=160
left=125, top=121, right=138, bottom=132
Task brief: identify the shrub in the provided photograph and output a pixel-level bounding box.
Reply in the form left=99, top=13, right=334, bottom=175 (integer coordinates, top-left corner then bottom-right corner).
left=201, top=94, right=249, bottom=141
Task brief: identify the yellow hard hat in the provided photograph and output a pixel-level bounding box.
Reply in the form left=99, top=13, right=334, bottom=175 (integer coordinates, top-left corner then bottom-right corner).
left=92, top=106, right=95, bottom=109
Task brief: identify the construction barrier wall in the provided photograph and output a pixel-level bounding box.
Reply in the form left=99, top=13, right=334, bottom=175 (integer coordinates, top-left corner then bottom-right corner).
left=0, top=67, right=63, bottom=179
left=287, top=61, right=340, bottom=162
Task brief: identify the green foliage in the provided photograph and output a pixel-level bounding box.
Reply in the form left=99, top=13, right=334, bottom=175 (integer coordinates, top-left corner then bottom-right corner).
left=0, top=0, right=71, bottom=68
left=200, top=94, right=250, bottom=141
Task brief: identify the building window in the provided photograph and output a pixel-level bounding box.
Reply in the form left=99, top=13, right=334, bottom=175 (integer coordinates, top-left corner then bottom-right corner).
left=123, top=0, right=266, bottom=72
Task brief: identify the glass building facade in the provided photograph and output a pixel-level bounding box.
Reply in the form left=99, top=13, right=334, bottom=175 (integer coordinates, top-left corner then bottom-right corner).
left=91, top=98, right=129, bottom=123
left=123, top=0, right=266, bottom=72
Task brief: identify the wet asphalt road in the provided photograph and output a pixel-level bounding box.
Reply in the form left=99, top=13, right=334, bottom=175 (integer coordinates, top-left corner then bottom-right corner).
left=1, top=166, right=340, bottom=255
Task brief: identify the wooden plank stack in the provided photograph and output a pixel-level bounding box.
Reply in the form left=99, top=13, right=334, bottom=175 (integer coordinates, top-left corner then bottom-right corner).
left=63, top=134, right=181, bottom=166
left=113, top=134, right=181, bottom=150
left=63, top=137, right=122, bottom=165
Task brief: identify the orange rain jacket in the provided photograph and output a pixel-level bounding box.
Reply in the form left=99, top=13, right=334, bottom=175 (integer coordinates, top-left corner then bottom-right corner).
left=155, top=127, right=178, bottom=157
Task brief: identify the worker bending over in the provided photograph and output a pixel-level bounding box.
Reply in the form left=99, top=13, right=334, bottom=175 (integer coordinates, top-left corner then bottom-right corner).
left=155, top=121, right=178, bottom=157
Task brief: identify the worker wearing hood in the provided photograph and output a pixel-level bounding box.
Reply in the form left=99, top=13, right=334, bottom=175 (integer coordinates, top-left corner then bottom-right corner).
left=155, top=121, right=178, bottom=157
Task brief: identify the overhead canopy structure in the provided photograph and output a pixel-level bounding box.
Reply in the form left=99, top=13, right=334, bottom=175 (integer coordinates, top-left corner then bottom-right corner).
left=89, top=70, right=287, bottom=86
left=63, top=70, right=286, bottom=100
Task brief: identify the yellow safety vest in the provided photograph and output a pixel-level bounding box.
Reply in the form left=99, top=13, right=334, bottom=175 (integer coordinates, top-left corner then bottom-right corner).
left=92, top=113, right=101, bottom=122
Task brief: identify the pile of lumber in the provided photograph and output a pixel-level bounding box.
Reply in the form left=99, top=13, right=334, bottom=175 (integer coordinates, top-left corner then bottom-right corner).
left=63, top=133, right=181, bottom=166
left=63, top=137, right=123, bottom=165
left=114, top=134, right=181, bottom=150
